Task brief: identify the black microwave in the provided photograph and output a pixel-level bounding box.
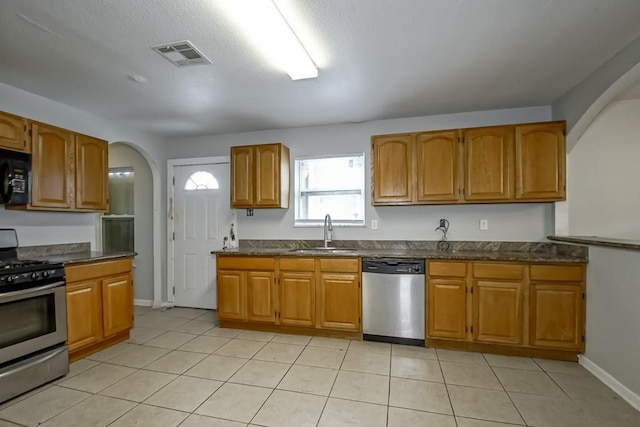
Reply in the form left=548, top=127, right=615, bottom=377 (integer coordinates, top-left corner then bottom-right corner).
left=0, top=148, right=30, bottom=205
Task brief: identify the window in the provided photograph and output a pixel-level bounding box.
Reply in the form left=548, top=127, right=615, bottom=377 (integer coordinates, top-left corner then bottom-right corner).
left=184, top=171, right=219, bottom=190
left=295, top=153, right=365, bottom=226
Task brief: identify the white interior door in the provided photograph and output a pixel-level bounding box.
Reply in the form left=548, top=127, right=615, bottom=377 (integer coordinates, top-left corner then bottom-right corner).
left=173, top=163, right=230, bottom=309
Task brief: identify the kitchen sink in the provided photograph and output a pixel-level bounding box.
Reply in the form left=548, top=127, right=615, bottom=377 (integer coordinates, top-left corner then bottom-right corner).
left=288, top=247, right=356, bottom=254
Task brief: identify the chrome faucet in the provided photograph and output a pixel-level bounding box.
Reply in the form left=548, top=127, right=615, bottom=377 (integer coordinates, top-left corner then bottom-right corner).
left=323, top=214, right=333, bottom=248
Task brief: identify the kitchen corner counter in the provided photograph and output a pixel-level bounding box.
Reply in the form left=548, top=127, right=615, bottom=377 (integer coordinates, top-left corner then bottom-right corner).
left=548, top=235, right=640, bottom=251
left=36, top=251, right=137, bottom=265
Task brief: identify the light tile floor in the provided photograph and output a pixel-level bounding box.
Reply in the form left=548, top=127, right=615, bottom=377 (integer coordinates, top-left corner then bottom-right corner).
left=0, top=306, right=638, bottom=426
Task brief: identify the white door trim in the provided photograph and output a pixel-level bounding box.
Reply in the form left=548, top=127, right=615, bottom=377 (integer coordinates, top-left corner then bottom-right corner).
left=167, top=156, right=230, bottom=306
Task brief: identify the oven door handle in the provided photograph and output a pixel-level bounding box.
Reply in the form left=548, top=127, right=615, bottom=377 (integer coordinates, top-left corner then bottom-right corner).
left=0, top=280, right=65, bottom=300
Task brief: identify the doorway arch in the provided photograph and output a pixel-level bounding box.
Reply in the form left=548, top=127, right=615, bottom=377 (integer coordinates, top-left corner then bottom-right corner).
left=106, top=141, right=161, bottom=307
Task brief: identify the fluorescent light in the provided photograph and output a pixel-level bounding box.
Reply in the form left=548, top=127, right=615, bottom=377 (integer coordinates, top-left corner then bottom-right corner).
left=218, top=0, right=318, bottom=80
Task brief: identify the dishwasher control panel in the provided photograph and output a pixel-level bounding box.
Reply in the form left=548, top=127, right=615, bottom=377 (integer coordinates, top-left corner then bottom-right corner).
left=362, top=258, right=425, bottom=274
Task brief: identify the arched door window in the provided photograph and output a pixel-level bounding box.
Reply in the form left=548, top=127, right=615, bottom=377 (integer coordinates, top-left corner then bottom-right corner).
left=184, top=171, right=219, bottom=190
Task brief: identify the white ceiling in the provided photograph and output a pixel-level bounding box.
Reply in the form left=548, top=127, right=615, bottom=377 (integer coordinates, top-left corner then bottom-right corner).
left=1, top=0, right=640, bottom=138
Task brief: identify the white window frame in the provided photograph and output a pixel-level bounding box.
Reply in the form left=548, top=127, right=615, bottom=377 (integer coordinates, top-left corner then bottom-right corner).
left=294, top=152, right=366, bottom=227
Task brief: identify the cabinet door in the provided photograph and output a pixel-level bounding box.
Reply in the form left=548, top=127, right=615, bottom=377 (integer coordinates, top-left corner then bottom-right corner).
left=255, top=144, right=282, bottom=207
left=102, top=274, right=133, bottom=338
left=427, top=278, right=467, bottom=340
left=515, top=123, right=565, bottom=200
left=31, top=123, right=74, bottom=208
left=472, top=280, right=523, bottom=344
left=66, top=281, right=103, bottom=351
left=416, top=130, right=460, bottom=202
left=76, top=134, right=108, bottom=211
left=230, top=146, right=254, bottom=208
left=247, top=271, right=276, bottom=323
left=463, top=126, right=514, bottom=201
left=372, top=134, right=414, bottom=204
left=530, top=283, right=583, bottom=350
left=279, top=271, right=315, bottom=327
left=0, top=111, right=29, bottom=152
left=317, top=272, right=360, bottom=331
left=217, top=270, right=246, bottom=320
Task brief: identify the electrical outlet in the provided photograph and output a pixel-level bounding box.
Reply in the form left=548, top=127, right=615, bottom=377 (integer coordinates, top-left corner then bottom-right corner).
left=480, top=219, right=488, bottom=231
left=246, top=209, right=254, bottom=217
left=371, top=219, right=378, bottom=230
left=439, top=218, right=447, bottom=228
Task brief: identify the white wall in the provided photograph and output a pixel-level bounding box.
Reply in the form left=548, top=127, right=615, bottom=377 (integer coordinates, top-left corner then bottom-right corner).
left=582, top=246, right=640, bottom=402
left=109, top=143, right=154, bottom=302
left=165, top=106, right=554, bottom=242
left=568, top=100, right=640, bottom=239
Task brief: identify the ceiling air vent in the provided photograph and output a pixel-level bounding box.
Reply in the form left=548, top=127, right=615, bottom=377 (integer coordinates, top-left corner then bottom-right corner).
left=151, top=40, right=211, bottom=67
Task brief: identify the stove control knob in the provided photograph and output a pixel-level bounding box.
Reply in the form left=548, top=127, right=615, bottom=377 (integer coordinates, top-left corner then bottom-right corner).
left=43, top=270, right=50, bottom=278
left=6, top=275, right=18, bottom=283
left=31, top=272, right=41, bottom=280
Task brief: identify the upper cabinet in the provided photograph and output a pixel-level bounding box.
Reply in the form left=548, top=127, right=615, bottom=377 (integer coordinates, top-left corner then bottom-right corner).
left=515, top=122, right=565, bottom=201
left=231, top=143, right=289, bottom=208
left=7, top=120, right=109, bottom=212
left=372, top=121, right=565, bottom=206
left=0, top=111, right=30, bottom=153
left=75, top=134, right=109, bottom=211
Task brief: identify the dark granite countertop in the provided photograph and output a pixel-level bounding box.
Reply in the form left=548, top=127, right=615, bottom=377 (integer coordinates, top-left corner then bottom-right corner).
left=32, top=251, right=136, bottom=265
left=213, top=247, right=586, bottom=264
left=548, top=236, right=640, bottom=252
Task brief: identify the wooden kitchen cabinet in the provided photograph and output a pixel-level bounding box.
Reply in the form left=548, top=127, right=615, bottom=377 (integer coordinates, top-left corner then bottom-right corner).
left=371, top=120, right=565, bottom=206
left=416, top=130, right=460, bottom=203
left=371, top=134, right=413, bottom=204
left=472, top=263, right=524, bottom=345
left=8, top=121, right=109, bottom=212
left=278, top=258, right=315, bottom=327
left=316, top=258, right=361, bottom=331
left=427, top=260, right=585, bottom=360
left=217, top=256, right=276, bottom=322
left=529, top=265, right=584, bottom=350
left=75, top=134, right=108, bottom=210
left=515, top=122, right=565, bottom=200
left=65, top=257, right=134, bottom=360
left=0, top=111, right=29, bottom=152
left=66, top=280, right=103, bottom=352
left=102, top=274, right=134, bottom=337
left=31, top=122, right=75, bottom=209
left=230, top=143, right=289, bottom=208
left=463, top=126, right=514, bottom=201
left=247, top=271, right=276, bottom=323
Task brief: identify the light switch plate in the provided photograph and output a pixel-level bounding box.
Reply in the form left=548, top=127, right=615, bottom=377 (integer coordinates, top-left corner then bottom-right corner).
left=480, top=219, right=488, bottom=231
left=371, top=219, right=378, bottom=229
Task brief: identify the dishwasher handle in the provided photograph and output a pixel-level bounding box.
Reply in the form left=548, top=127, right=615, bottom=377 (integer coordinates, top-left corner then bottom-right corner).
left=362, top=258, right=425, bottom=274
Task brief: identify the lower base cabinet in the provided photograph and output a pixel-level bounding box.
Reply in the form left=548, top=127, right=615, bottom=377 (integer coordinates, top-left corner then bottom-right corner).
left=66, top=257, right=134, bottom=359
left=217, top=256, right=361, bottom=334
left=427, top=261, right=585, bottom=358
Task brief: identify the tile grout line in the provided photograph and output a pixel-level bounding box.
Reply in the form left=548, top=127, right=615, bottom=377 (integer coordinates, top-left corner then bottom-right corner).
left=484, top=354, right=527, bottom=426
left=435, top=347, right=458, bottom=424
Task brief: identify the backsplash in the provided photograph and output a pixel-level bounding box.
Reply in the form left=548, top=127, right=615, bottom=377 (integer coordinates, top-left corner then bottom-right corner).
left=18, top=242, right=91, bottom=258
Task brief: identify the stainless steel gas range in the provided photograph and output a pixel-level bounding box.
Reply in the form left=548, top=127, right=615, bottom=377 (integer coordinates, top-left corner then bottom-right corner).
left=0, top=229, right=69, bottom=403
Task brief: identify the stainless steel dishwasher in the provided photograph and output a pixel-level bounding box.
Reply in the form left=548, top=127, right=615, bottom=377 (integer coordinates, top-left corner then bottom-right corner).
left=362, top=258, right=426, bottom=346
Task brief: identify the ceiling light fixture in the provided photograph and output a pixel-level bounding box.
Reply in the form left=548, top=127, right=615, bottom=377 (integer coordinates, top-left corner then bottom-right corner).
left=218, top=0, right=318, bottom=80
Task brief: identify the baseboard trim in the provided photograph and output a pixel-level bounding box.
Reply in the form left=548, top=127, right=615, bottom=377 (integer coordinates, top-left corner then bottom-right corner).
left=133, top=299, right=153, bottom=307
left=579, top=355, right=640, bottom=411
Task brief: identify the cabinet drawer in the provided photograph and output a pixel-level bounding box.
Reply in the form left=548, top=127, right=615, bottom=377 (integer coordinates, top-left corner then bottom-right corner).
left=530, top=265, right=584, bottom=282
left=473, top=263, right=523, bottom=280
left=319, top=258, right=359, bottom=272
left=66, top=258, right=132, bottom=283
left=429, top=262, right=466, bottom=277
left=279, top=258, right=315, bottom=271
left=217, top=256, right=275, bottom=271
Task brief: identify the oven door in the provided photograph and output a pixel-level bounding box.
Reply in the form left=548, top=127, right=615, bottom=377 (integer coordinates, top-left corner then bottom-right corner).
left=0, top=281, right=67, bottom=365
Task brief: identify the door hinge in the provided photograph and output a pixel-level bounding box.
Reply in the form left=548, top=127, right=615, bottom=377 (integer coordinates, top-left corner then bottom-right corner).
left=358, top=281, right=361, bottom=288
left=172, top=176, right=175, bottom=186
left=172, top=287, right=175, bottom=296
left=582, top=292, right=585, bottom=300
left=582, top=335, right=585, bottom=342
left=470, top=287, right=474, bottom=294
left=465, top=326, right=468, bottom=332
left=563, top=184, right=566, bottom=191
left=172, top=231, right=175, bottom=240
left=470, top=326, right=474, bottom=334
